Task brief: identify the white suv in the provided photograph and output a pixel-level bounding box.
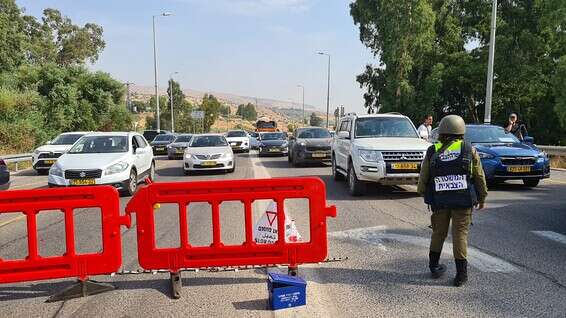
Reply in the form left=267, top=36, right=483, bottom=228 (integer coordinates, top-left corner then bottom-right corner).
left=48, top=132, right=155, bottom=196
left=32, top=132, right=89, bottom=175
left=332, top=113, right=431, bottom=196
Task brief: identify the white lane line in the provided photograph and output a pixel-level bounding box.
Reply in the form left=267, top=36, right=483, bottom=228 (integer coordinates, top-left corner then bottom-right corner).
left=531, top=231, right=566, bottom=246
left=251, top=154, right=336, bottom=318
left=330, top=226, right=520, bottom=273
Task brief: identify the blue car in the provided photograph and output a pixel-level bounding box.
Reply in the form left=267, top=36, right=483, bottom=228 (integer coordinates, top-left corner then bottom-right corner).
left=432, top=125, right=550, bottom=187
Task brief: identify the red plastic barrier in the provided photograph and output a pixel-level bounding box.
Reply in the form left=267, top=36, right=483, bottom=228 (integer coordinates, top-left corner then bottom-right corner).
left=0, top=186, right=129, bottom=284
left=126, top=177, right=336, bottom=272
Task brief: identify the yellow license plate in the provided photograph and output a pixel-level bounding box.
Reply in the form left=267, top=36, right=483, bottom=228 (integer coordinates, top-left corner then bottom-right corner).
left=70, top=179, right=96, bottom=186
left=508, top=166, right=531, bottom=173
left=44, top=160, right=56, bottom=165
left=312, top=152, right=327, bottom=158
left=176, top=150, right=184, bottom=154
left=391, top=162, right=418, bottom=170
left=202, top=161, right=217, bottom=166
left=269, top=148, right=279, bottom=152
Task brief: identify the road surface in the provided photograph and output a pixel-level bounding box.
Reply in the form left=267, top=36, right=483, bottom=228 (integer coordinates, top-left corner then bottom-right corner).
left=1, top=153, right=565, bottom=317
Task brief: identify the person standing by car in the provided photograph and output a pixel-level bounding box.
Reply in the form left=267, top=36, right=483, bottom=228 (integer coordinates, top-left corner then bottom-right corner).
left=504, top=112, right=527, bottom=141
left=417, top=115, right=488, bottom=287
left=417, top=114, right=433, bottom=141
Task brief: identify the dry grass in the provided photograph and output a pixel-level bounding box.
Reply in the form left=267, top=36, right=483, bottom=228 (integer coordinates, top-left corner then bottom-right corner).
left=550, top=156, right=566, bottom=169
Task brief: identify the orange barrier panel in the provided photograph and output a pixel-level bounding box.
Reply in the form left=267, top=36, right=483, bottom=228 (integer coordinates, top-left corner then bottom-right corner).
left=0, top=186, right=129, bottom=284
left=126, top=177, right=337, bottom=272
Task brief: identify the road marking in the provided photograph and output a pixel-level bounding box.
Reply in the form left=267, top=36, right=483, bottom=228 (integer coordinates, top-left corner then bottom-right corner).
left=545, top=179, right=566, bottom=185
left=330, top=226, right=520, bottom=273
left=532, top=231, right=566, bottom=246
left=0, top=214, right=26, bottom=228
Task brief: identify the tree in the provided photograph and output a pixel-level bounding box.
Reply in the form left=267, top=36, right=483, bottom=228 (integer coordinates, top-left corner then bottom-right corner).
left=200, top=94, right=222, bottom=132
left=350, top=0, right=566, bottom=144
left=310, top=113, right=323, bottom=127
left=236, top=103, right=257, bottom=121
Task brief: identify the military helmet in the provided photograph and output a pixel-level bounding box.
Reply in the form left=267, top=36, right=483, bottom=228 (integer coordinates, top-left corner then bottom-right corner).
left=438, top=115, right=466, bottom=135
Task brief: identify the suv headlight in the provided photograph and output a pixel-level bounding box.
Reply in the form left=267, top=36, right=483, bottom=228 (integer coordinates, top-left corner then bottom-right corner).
left=537, top=152, right=548, bottom=162
left=49, top=164, right=63, bottom=177
left=477, top=151, right=495, bottom=159
left=298, top=141, right=306, bottom=147
left=185, top=153, right=192, bottom=159
left=359, top=150, right=383, bottom=162
left=105, top=162, right=129, bottom=175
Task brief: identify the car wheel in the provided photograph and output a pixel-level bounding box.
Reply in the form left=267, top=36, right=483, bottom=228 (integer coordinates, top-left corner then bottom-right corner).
left=228, top=161, right=236, bottom=173
left=148, top=162, right=156, bottom=181
left=125, top=169, right=138, bottom=196
left=332, top=156, right=345, bottom=181
left=288, top=151, right=292, bottom=163
left=183, top=169, right=191, bottom=176
left=523, top=179, right=540, bottom=187
left=348, top=163, right=366, bottom=196
left=168, top=155, right=173, bottom=160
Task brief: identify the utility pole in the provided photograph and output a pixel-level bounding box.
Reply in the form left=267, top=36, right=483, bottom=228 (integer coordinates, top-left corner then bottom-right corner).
left=484, top=0, right=498, bottom=124
left=297, top=85, right=305, bottom=126
left=317, top=52, right=331, bottom=128
left=125, top=82, right=134, bottom=112
left=169, top=72, right=178, bottom=133
left=152, top=12, right=172, bottom=132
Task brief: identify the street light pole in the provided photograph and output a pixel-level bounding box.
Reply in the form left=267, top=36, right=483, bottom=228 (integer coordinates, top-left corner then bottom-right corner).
left=297, top=85, right=305, bottom=125
left=152, top=12, right=172, bottom=132
left=169, top=72, right=178, bottom=133
left=317, top=52, right=331, bottom=128
left=484, top=0, right=497, bottom=124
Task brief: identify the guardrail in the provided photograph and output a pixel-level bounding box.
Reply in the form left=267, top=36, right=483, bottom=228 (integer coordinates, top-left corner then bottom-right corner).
left=0, top=153, right=33, bottom=171
left=537, top=145, right=566, bottom=156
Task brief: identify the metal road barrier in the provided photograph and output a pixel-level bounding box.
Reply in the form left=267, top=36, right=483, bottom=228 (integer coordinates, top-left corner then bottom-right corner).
left=1, top=153, right=33, bottom=171
left=0, top=186, right=130, bottom=302
left=537, top=145, right=566, bottom=156
left=126, top=177, right=337, bottom=299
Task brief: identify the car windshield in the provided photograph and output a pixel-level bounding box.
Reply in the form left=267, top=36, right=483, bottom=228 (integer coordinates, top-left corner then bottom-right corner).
left=226, top=131, right=247, bottom=137
left=297, top=129, right=331, bottom=139
left=174, top=135, right=192, bottom=143
left=190, top=136, right=228, bottom=147
left=355, top=117, right=418, bottom=138
left=154, top=135, right=175, bottom=142
left=69, top=136, right=128, bottom=153
left=261, top=133, right=285, bottom=140
left=466, top=126, right=520, bottom=144
left=51, top=134, right=84, bottom=145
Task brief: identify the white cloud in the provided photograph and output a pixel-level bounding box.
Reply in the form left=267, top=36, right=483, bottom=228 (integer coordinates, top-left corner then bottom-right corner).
left=179, top=0, right=311, bottom=15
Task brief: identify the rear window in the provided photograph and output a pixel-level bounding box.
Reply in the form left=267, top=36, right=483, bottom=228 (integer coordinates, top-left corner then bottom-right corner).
left=154, top=135, right=176, bottom=142
left=51, top=134, right=84, bottom=145
left=226, top=131, right=247, bottom=137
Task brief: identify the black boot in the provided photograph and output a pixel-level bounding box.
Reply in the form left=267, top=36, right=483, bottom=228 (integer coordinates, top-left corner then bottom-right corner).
left=453, top=259, right=468, bottom=287
left=429, top=251, right=447, bottom=279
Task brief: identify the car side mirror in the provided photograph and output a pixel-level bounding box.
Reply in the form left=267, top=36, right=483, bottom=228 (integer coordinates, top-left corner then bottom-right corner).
left=523, top=136, right=534, bottom=144
left=337, top=131, right=350, bottom=139
left=46, top=140, right=52, bottom=145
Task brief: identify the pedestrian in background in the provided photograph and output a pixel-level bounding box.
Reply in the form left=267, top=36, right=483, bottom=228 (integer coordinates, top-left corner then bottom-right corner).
left=504, top=112, right=527, bottom=141
left=417, top=115, right=488, bottom=287
left=417, top=114, right=433, bottom=141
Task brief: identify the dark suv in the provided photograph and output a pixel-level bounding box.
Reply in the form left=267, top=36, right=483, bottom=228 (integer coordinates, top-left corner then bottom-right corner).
left=0, top=159, right=10, bottom=190
left=143, top=130, right=171, bottom=143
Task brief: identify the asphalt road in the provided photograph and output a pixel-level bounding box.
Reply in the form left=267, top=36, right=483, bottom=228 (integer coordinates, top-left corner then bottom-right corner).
left=1, top=154, right=565, bottom=317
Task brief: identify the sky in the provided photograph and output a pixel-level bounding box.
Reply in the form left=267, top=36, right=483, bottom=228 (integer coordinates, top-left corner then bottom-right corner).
left=16, top=0, right=376, bottom=113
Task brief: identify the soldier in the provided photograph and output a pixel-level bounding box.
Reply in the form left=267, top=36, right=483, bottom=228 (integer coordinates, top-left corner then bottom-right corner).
left=417, top=115, right=488, bottom=287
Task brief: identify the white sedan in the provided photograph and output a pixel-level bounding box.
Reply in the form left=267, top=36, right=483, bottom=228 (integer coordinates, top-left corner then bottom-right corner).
left=184, top=134, right=235, bottom=175
left=48, top=132, right=155, bottom=196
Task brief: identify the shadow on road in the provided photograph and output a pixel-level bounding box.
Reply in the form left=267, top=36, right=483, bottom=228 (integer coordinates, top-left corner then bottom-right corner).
left=0, top=276, right=266, bottom=301
left=156, top=166, right=184, bottom=177
left=232, top=298, right=269, bottom=311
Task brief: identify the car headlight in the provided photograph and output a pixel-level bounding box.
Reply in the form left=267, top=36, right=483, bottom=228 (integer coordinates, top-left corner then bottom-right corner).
left=221, top=152, right=233, bottom=159
left=104, top=162, right=129, bottom=175
left=477, top=151, right=495, bottom=159
left=185, top=153, right=192, bottom=159
left=49, top=164, right=63, bottom=177
left=34, top=149, right=40, bottom=155
left=537, top=152, right=548, bottom=162
left=359, top=150, right=383, bottom=162
left=298, top=141, right=306, bottom=147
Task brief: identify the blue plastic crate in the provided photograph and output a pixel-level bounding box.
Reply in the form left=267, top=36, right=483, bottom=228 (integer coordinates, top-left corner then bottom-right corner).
left=267, top=272, right=306, bottom=310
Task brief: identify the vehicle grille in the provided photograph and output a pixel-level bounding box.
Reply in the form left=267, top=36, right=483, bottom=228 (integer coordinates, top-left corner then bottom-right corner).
left=230, top=141, right=242, bottom=146
left=194, top=164, right=225, bottom=169
left=382, top=151, right=425, bottom=161
left=194, top=154, right=222, bottom=160
left=306, top=146, right=331, bottom=152
left=38, top=152, right=63, bottom=159
left=65, top=169, right=102, bottom=179
left=500, top=157, right=536, bottom=166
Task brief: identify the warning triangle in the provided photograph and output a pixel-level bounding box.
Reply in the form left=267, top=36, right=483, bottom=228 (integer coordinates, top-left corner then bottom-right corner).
left=266, top=211, right=277, bottom=226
